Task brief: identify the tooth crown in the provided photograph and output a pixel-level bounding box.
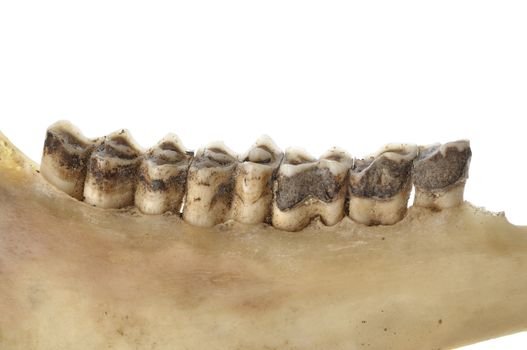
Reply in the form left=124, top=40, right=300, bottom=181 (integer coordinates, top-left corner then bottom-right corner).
left=83, top=130, right=143, bottom=209
left=348, top=144, right=418, bottom=226
left=135, top=134, right=192, bottom=215
left=230, top=136, right=283, bottom=224
left=183, top=142, right=238, bottom=227
left=272, top=147, right=352, bottom=231
left=412, top=140, right=471, bottom=210
left=40, top=121, right=99, bottom=200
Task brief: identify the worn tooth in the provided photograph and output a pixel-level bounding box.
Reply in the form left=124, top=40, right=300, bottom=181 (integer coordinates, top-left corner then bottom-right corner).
left=134, top=134, right=193, bottom=215
left=182, top=142, right=238, bottom=227
left=348, top=144, right=418, bottom=226
left=230, top=136, right=283, bottom=224
left=412, top=140, right=471, bottom=210
left=272, top=147, right=352, bottom=232
left=83, top=130, right=143, bottom=209
left=40, top=121, right=99, bottom=200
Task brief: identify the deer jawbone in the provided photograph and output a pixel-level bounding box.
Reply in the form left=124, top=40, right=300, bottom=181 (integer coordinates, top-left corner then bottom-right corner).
left=0, top=132, right=526, bottom=350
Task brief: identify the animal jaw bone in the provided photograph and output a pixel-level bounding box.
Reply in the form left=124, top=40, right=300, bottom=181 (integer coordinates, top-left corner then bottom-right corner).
left=0, top=127, right=526, bottom=350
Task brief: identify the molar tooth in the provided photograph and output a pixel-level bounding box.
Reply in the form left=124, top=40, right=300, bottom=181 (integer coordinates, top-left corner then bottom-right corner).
left=272, top=147, right=352, bottom=231
left=40, top=121, right=99, bottom=200
left=134, top=134, right=193, bottom=215
left=348, top=144, right=418, bottom=225
left=182, top=142, right=238, bottom=227
left=230, top=136, right=283, bottom=224
left=83, top=130, right=143, bottom=209
left=412, top=140, right=471, bottom=210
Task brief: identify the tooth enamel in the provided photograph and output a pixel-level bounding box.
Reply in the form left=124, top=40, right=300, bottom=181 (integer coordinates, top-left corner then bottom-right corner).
left=134, top=134, right=193, bottom=215
left=412, top=140, right=471, bottom=210
left=40, top=121, right=99, bottom=200
left=272, top=147, right=352, bottom=231
left=230, top=136, right=283, bottom=224
left=83, top=130, right=143, bottom=209
left=182, top=142, right=238, bottom=227
left=348, top=144, right=418, bottom=225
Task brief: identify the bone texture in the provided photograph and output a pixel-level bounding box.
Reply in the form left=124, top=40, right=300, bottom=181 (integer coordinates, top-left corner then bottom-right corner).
left=39, top=122, right=474, bottom=231
left=272, top=147, right=352, bottom=231
left=83, top=130, right=143, bottom=209
left=412, top=140, right=471, bottom=210
left=40, top=121, right=99, bottom=200
left=182, top=142, right=238, bottom=227
left=349, top=144, right=418, bottom=225
left=230, top=136, right=283, bottom=224
left=135, top=134, right=193, bottom=215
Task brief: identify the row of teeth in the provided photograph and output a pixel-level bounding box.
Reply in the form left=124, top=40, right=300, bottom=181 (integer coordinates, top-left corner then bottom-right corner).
left=40, top=121, right=472, bottom=231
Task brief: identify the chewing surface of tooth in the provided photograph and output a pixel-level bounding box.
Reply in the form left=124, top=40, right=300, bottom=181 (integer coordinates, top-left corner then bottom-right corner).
left=272, top=148, right=352, bottom=231
left=1, top=132, right=527, bottom=350
left=182, top=142, right=238, bottom=227
left=83, top=130, right=143, bottom=209
left=40, top=121, right=99, bottom=200
left=412, top=140, right=471, bottom=210
left=135, top=134, right=193, bottom=215
left=349, top=144, right=418, bottom=225
left=230, top=136, right=283, bottom=224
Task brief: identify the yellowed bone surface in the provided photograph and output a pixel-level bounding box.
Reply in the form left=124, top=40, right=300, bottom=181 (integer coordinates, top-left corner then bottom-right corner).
left=0, top=132, right=526, bottom=350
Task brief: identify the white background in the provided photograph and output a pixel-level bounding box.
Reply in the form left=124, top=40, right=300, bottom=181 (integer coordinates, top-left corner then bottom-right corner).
left=1, top=1, right=526, bottom=348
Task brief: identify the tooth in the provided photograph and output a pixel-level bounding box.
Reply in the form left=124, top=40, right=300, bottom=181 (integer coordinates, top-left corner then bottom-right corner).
left=348, top=144, right=418, bottom=225
left=134, top=134, right=193, bottom=215
left=412, top=140, right=471, bottom=210
left=272, top=147, right=352, bottom=231
left=40, top=121, right=99, bottom=200
left=230, top=136, right=283, bottom=224
left=83, top=130, right=143, bottom=209
left=182, top=142, right=238, bottom=227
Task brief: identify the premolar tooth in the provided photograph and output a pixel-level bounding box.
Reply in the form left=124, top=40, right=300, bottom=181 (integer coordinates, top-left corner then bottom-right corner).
left=83, top=130, right=143, bottom=209
left=272, top=148, right=352, bottom=231
left=134, top=134, right=193, bottom=215
left=412, top=140, right=471, bottom=210
left=182, top=142, right=238, bottom=227
left=40, top=121, right=99, bottom=200
left=348, top=144, right=418, bottom=225
left=230, top=136, right=283, bottom=224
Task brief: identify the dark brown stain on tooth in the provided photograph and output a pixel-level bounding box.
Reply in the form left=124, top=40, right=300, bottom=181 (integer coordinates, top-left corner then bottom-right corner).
left=350, top=157, right=414, bottom=199
left=209, top=178, right=235, bottom=209
left=412, top=144, right=471, bottom=191
left=275, top=168, right=343, bottom=210
left=43, top=130, right=95, bottom=171
left=88, top=161, right=139, bottom=188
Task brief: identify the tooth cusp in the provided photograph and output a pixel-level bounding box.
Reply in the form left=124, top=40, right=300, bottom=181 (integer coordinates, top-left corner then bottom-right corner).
left=182, top=142, right=238, bottom=227
left=412, top=140, right=471, bottom=210
left=40, top=121, right=99, bottom=200
left=272, top=148, right=352, bottom=231
left=230, top=136, right=283, bottom=224
left=83, top=130, right=143, bottom=209
left=348, top=144, right=418, bottom=226
left=135, top=134, right=192, bottom=215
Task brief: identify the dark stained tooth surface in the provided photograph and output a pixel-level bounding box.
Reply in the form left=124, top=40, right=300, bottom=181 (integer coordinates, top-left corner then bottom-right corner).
left=135, top=134, right=193, bottom=215
left=183, top=142, right=238, bottom=227
left=412, top=140, right=471, bottom=209
left=83, top=130, right=143, bottom=209
left=230, top=136, right=283, bottom=224
left=272, top=148, right=351, bottom=231
left=348, top=144, right=418, bottom=225
left=40, top=121, right=99, bottom=200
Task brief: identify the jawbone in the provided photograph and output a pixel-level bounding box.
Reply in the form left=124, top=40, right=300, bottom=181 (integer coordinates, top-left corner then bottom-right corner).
left=0, top=132, right=526, bottom=350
